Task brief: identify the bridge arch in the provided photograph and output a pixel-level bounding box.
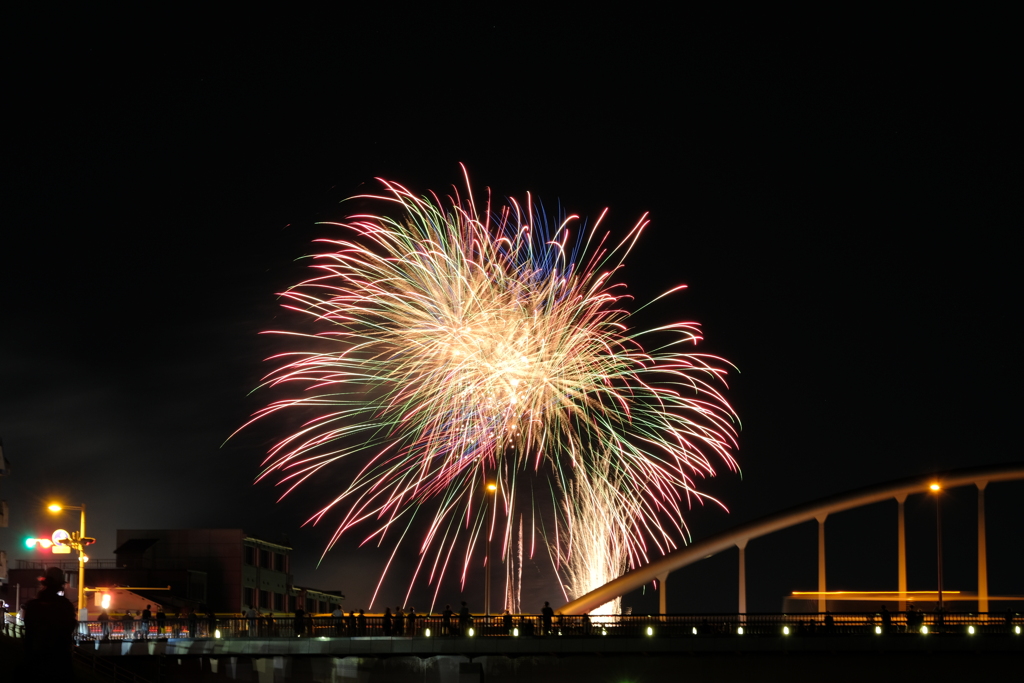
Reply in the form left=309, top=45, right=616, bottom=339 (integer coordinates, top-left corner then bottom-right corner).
left=558, top=462, right=1024, bottom=615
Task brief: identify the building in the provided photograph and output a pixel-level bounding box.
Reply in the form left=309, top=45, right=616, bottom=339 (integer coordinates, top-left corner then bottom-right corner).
left=8, top=529, right=343, bottom=618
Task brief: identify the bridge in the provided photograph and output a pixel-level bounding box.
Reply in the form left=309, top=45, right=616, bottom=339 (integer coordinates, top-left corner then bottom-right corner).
left=560, top=462, right=1024, bottom=615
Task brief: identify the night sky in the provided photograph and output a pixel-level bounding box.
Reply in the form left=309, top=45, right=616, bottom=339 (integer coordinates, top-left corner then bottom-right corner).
left=3, top=14, right=1020, bottom=615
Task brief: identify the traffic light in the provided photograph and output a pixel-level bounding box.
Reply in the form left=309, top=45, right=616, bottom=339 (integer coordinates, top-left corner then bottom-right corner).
left=25, top=537, right=53, bottom=549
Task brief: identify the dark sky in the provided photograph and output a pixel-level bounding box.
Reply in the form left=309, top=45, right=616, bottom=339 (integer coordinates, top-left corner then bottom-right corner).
left=2, top=13, right=1020, bottom=614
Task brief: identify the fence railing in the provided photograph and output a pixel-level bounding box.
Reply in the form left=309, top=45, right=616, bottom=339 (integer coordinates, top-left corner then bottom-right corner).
left=4, top=611, right=1008, bottom=642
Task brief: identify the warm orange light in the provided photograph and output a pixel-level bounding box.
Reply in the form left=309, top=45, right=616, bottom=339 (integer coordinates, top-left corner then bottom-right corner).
left=47, top=504, right=62, bottom=512
left=929, top=483, right=941, bottom=491
left=792, top=590, right=960, bottom=596
left=487, top=483, right=497, bottom=492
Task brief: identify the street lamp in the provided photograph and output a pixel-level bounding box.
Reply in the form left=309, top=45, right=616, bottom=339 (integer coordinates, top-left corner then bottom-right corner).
left=929, top=484, right=944, bottom=612
left=47, top=503, right=92, bottom=619
left=484, top=482, right=497, bottom=618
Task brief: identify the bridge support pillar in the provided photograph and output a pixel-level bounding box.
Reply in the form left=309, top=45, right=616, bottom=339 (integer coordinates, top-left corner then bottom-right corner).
left=896, top=493, right=907, bottom=611
left=737, top=539, right=748, bottom=616
left=977, top=481, right=988, bottom=614
left=816, top=514, right=827, bottom=614
left=657, top=572, right=668, bottom=615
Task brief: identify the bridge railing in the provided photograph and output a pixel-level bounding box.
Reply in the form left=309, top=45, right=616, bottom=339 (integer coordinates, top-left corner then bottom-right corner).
left=55, top=612, right=1022, bottom=642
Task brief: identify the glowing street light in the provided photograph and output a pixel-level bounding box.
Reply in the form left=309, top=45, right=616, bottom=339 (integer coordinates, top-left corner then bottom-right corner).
left=47, top=503, right=93, bottom=618
left=484, top=482, right=497, bottom=618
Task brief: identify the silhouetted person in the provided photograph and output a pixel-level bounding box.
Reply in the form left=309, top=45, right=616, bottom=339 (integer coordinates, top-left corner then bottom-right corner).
left=394, top=606, right=404, bottom=635
left=502, top=609, right=513, bottom=634
left=347, top=610, right=357, bottom=636
left=357, top=609, right=367, bottom=636
left=294, top=605, right=306, bottom=636
left=824, top=611, right=835, bottom=631
left=442, top=604, right=453, bottom=636
left=98, top=607, right=111, bottom=640
left=881, top=605, right=891, bottom=633
left=407, top=607, right=416, bottom=636
left=458, top=602, right=470, bottom=636
left=141, top=605, right=152, bottom=639
left=187, top=608, right=197, bottom=638
left=383, top=607, right=393, bottom=636
left=124, top=610, right=136, bottom=639
left=156, top=606, right=166, bottom=637
left=332, top=605, right=345, bottom=636
left=541, top=602, right=554, bottom=635
left=22, top=567, right=76, bottom=682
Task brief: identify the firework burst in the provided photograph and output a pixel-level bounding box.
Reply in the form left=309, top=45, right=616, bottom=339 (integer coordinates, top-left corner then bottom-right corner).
left=242, top=167, right=739, bottom=610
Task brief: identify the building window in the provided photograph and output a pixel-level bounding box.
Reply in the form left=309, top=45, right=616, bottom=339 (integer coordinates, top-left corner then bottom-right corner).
left=244, top=546, right=255, bottom=566
left=259, top=549, right=271, bottom=569
left=306, top=597, right=315, bottom=613
left=274, top=552, right=285, bottom=571
left=244, top=587, right=254, bottom=609
left=259, top=590, right=270, bottom=608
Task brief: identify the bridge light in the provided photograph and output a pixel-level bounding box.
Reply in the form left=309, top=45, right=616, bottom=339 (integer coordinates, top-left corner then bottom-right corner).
left=783, top=626, right=790, bottom=635
left=513, top=627, right=519, bottom=636
left=1015, top=625, right=1021, bottom=635
left=929, top=483, right=940, bottom=492
left=736, top=626, right=744, bottom=635
left=468, top=627, right=475, bottom=637
left=692, top=627, right=697, bottom=635
left=967, top=625, right=975, bottom=635
left=215, top=629, right=222, bottom=638
left=920, top=626, right=928, bottom=634
left=646, top=626, right=653, bottom=636
left=601, top=628, right=607, bottom=636
left=424, top=628, right=431, bottom=637
left=875, top=626, right=882, bottom=634
left=101, top=594, right=111, bottom=609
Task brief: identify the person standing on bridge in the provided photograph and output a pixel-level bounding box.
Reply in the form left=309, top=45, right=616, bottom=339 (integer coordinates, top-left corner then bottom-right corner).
left=382, top=607, right=393, bottom=636
left=541, top=602, right=554, bottom=636
left=442, top=604, right=453, bottom=636
left=293, top=604, right=306, bottom=637
left=332, top=605, right=345, bottom=636
left=98, top=607, right=111, bottom=640
left=123, top=610, right=135, bottom=639
left=458, top=601, right=470, bottom=636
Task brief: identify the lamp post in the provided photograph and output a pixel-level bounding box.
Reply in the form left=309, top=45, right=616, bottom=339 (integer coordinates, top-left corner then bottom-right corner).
left=47, top=503, right=90, bottom=619
left=929, top=484, right=944, bottom=611
left=484, top=482, right=497, bottom=618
